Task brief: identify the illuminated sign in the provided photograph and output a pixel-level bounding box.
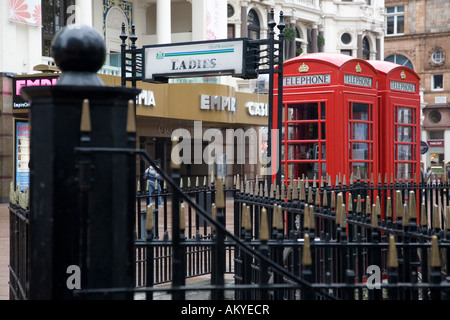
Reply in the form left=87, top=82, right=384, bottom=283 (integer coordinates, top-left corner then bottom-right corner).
left=15, top=121, right=30, bottom=191
left=283, top=74, right=331, bottom=87
left=13, top=76, right=59, bottom=109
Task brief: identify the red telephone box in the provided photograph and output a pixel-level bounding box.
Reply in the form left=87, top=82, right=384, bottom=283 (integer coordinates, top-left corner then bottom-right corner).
left=273, top=53, right=379, bottom=185
left=367, top=60, right=421, bottom=184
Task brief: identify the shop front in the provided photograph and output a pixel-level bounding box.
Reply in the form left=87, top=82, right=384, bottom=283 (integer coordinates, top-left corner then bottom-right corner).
left=4, top=72, right=268, bottom=201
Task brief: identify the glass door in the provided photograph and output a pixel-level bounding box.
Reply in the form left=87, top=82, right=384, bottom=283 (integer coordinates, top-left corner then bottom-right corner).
left=348, top=102, right=374, bottom=180
left=282, top=101, right=326, bottom=181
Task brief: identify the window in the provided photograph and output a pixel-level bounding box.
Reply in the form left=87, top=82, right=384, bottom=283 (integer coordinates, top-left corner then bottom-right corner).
left=385, top=54, right=414, bottom=70
left=348, top=102, right=374, bottom=179
left=431, top=50, right=444, bottom=64
left=394, top=106, right=417, bottom=179
left=431, top=74, right=444, bottom=91
left=429, top=110, right=442, bottom=123
left=341, top=49, right=352, bottom=56
left=283, top=102, right=326, bottom=180
left=227, top=4, right=235, bottom=18
left=42, top=0, right=76, bottom=57
left=227, top=24, right=235, bottom=39
left=341, top=33, right=352, bottom=45
left=429, top=131, right=444, bottom=140
left=386, top=6, right=404, bottom=35
left=247, top=9, right=260, bottom=40
left=362, top=37, right=370, bottom=60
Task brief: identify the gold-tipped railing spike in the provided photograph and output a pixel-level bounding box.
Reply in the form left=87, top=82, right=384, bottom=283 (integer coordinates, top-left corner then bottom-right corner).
left=264, top=180, right=268, bottom=198
left=245, top=204, right=252, bottom=232
left=356, top=166, right=361, bottom=181
left=241, top=203, right=247, bottom=230
left=292, top=179, right=298, bottom=200
left=276, top=184, right=280, bottom=200
left=336, top=193, right=343, bottom=225
left=372, top=204, right=378, bottom=228
left=163, top=180, right=167, bottom=191
left=349, top=173, right=354, bottom=185
left=281, top=182, right=285, bottom=201
left=136, top=180, right=141, bottom=193
left=126, top=100, right=136, bottom=133
left=146, top=204, right=154, bottom=231
left=180, top=178, right=184, bottom=189
left=322, top=190, right=328, bottom=207
left=395, top=190, right=403, bottom=219
left=180, top=202, right=185, bottom=231
left=260, top=207, right=269, bottom=241
left=408, top=190, right=417, bottom=221
left=347, top=193, right=353, bottom=212
left=402, top=202, right=409, bottom=227
left=387, top=235, right=398, bottom=268
left=187, top=177, right=191, bottom=189
left=210, top=170, right=215, bottom=186
left=196, top=176, right=200, bottom=188
left=302, top=233, right=312, bottom=266
left=203, top=176, right=207, bottom=187
left=430, top=235, right=441, bottom=268
left=446, top=206, right=450, bottom=230
left=286, top=182, right=291, bottom=201
left=299, top=179, right=306, bottom=201
left=315, top=189, right=321, bottom=207
left=386, top=197, right=392, bottom=219
left=216, top=177, right=225, bottom=209
left=330, top=191, right=336, bottom=209
left=277, top=204, right=284, bottom=230
left=365, top=195, right=371, bottom=215
left=270, top=183, right=275, bottom=199
left=211, top=203, right=217, bottom=231
left=241, top=181, right=245, bottom=195
left=254, top=179, right=259, bottom=197
left=249, top=181, right=253, bottom=196
left=340, top=203, right=347, bottom=228
left=309, top=205, right=315, bottom=230
left=308, top=187, right=313, bottom=204
left=303, top=204, right=310, bottom=230
left=432, top=204, right=440, bottom=229
left=356, top=194, right=362, bottom=214
left=272, top=204, right=279, bottom=230
left=420, top=201, right=427, bottom=227
left=80, top=99, right=92, bottom=133
left=171, top=136, right=181, bottom=169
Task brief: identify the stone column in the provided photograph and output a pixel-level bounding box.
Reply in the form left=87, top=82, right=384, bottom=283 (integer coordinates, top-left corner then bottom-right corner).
left=357, top=33, right=363, bottom=59
left=311, top=26, right=318, bottom=53
left=241, top=3, right=248, bottom=38
left=376, top=37, right=381, bottom=60
left=75, top=0, right=93, bottom=27
left=289, top=22, right=297, bottom=58
left=157, top=0, right=171, bottom=44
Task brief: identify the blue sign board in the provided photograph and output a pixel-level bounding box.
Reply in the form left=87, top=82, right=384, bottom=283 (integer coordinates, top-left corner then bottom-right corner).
left=420, top=141, right=429, bottom=155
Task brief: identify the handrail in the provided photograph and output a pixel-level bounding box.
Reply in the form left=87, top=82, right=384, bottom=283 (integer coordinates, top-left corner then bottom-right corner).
left=74, top=146, right=335, bottom=299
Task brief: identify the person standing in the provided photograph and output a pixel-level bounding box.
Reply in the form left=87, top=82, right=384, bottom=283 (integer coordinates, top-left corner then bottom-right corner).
left=426, top=166, right=436, bottom=185
left=144, top=161, right=162, bottom=205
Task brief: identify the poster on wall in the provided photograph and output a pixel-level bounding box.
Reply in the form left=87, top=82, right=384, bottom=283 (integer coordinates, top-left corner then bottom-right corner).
left=15, top=121, right=30, bottom=192
left=9, top=0, right=42, bottom=26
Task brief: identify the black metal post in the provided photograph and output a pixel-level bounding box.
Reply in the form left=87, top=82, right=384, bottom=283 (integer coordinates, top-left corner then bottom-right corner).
left=23, top=25, right=140, bottom=300
left=276, top=11, right=285, bottom=187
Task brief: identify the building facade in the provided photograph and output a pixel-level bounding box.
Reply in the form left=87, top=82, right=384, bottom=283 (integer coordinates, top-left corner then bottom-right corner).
left=0, top=0, right=387, bottom=202
left=384, top=0, right=450, bottom=175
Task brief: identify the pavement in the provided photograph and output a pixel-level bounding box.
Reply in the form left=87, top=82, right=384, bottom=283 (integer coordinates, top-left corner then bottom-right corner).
left=0, top=200, right=237, bottom=300
left=0, top=204, right=9, bottom=300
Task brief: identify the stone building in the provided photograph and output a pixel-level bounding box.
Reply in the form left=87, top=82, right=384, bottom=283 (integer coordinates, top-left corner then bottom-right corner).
left=384, top=0, right=450, bottom=175
left=0, top=0, right=386, bottom=202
